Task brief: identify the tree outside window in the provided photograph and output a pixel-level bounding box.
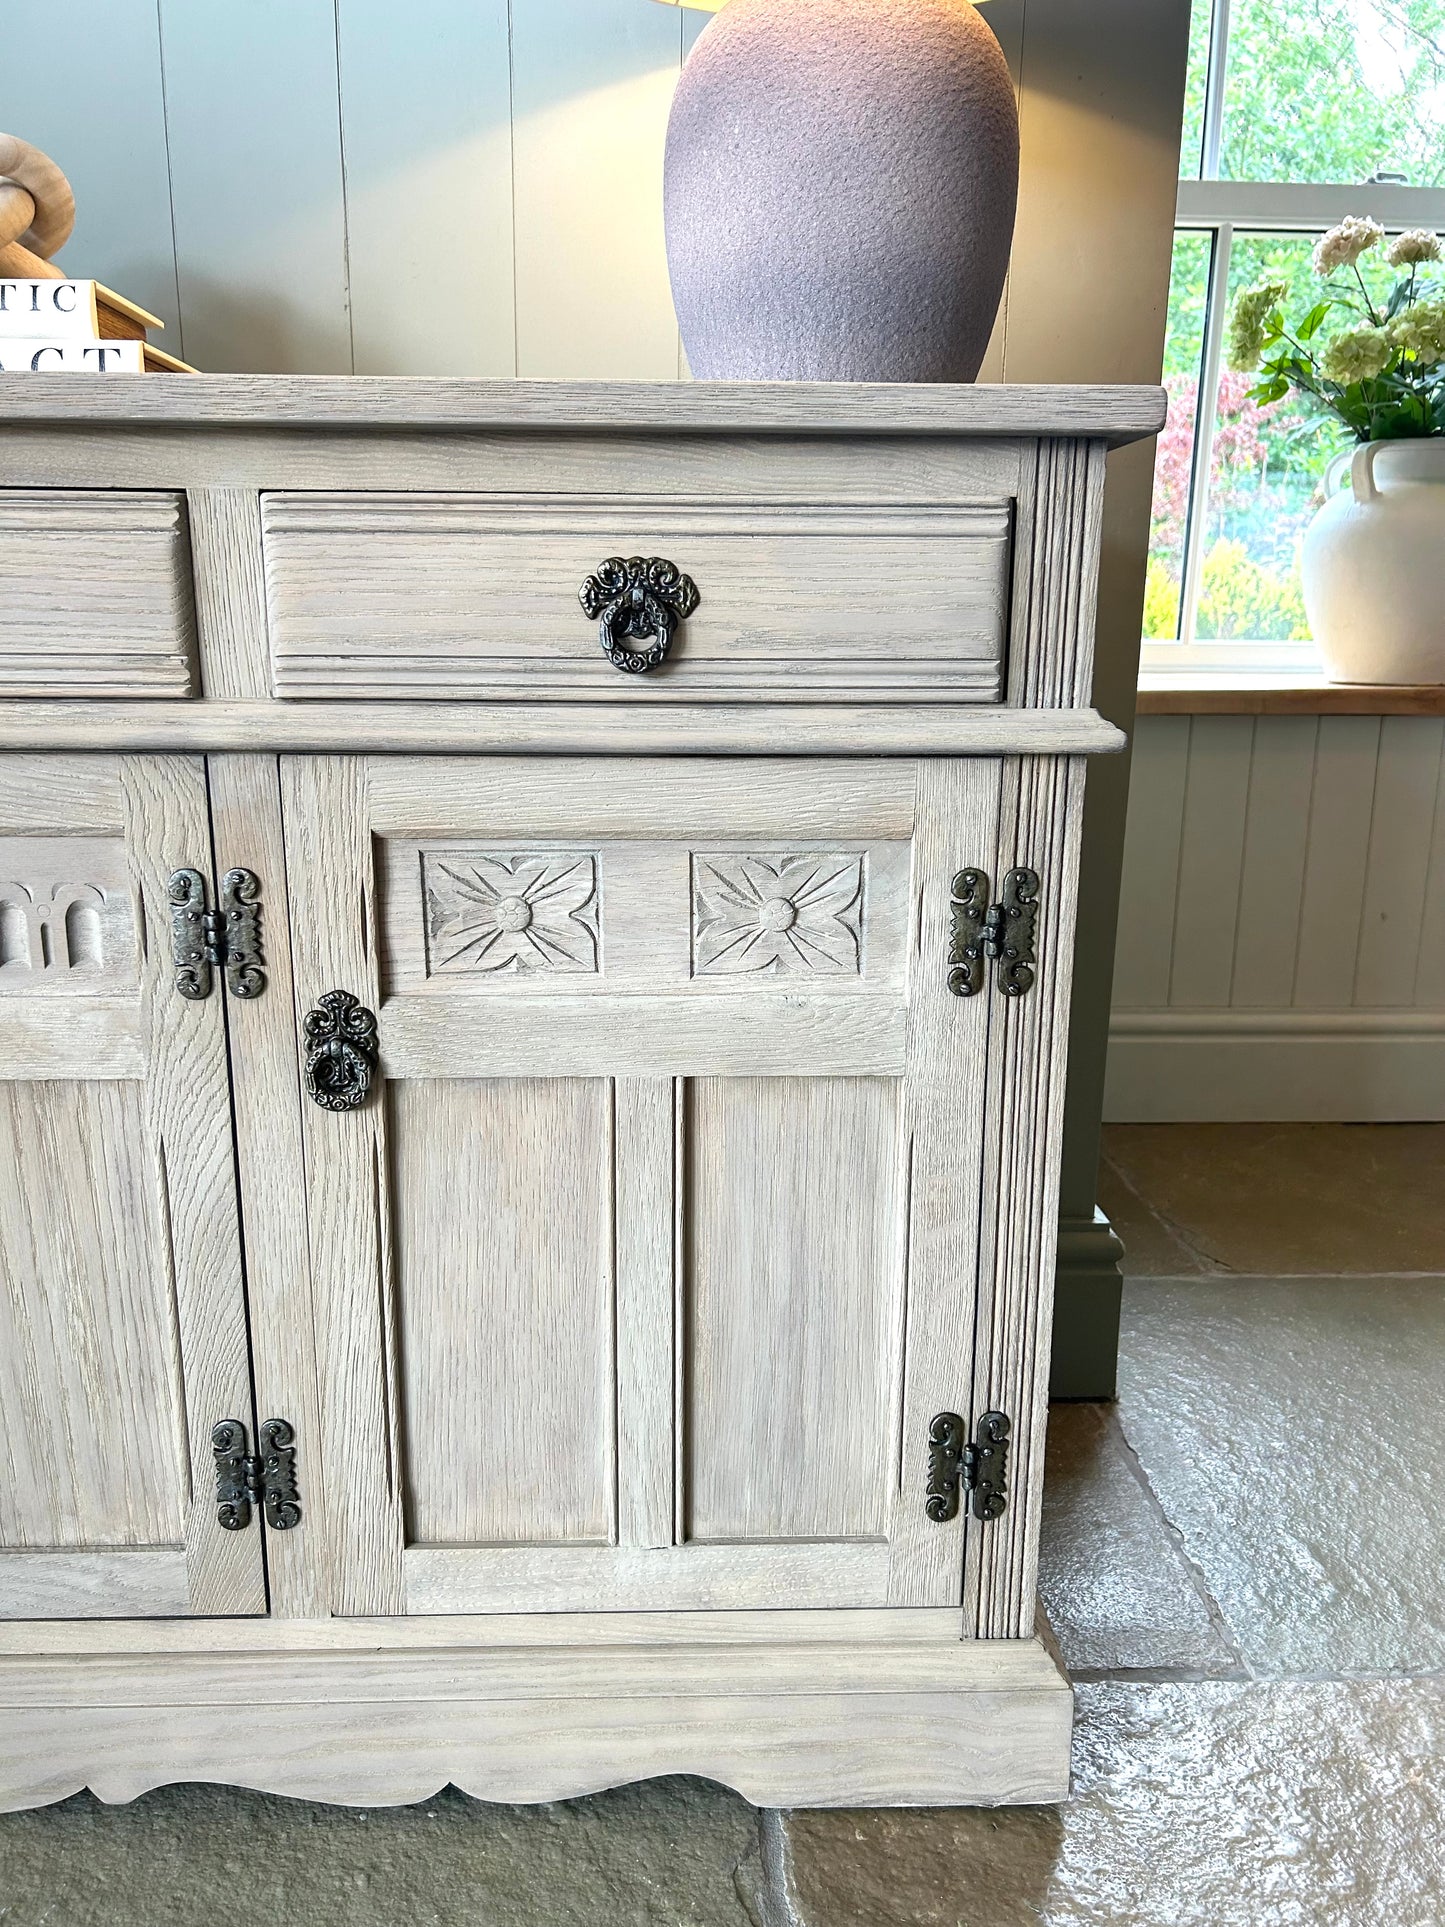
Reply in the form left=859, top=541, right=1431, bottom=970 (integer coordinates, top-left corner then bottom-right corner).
left=1145, top=0, right=1445, bottom=665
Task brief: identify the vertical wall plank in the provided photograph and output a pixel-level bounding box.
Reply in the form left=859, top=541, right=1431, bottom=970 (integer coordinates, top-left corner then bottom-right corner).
left=0, top=1, right=182, bottom=344
left=1415, top=736, right=1445, bottom=1010
left=1354, top=718, right=1445, bottom=1007
left=336, top=0, right=516, bottom=376
left=1292, top=717, right=1383, bottom=1007
left=510, top=0, right=683, bottom=377
left=158, top=0, right=352, bottom=373
left=1110, top=717, right=1189, bottom=1007
left=1167, top=716, right=1254, bottom=1006
left=1230, top=716, right=1318, bottom=1008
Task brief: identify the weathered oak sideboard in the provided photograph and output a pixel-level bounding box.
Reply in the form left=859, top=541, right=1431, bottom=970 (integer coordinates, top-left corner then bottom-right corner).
left=0, top=376, right=1163, bottom=1811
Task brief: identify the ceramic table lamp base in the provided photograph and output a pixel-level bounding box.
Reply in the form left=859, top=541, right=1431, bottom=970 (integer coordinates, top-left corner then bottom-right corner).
left=664, top=0, right=1018, bottom=383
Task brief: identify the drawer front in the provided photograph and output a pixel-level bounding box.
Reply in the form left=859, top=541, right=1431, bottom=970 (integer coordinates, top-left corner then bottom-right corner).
left=0, top=491, right=197, bottom=698
left=261, top=493, right=1011, bottom=703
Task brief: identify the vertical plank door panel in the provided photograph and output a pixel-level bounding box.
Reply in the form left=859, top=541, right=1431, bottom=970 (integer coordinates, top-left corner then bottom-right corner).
left=279, top=756, right=405, bottom=1615
left=684, top=1075, right=901, bottom=1544
left=280, top=755, right=993, bottom=1616
left=391, top=1076, right=615, bottom=1545
left=209, top=753, right=332, bottom=1617
left=0, top=753, right=264, bottom=1618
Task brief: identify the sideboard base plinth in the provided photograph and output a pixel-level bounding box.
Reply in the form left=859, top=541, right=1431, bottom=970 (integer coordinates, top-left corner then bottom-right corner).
left=0, top=1620, right=1072, bottom=1812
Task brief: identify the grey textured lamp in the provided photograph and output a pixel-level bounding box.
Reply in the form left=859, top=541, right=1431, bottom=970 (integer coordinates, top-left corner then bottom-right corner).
left=656, top=0, right=1018, bottom=383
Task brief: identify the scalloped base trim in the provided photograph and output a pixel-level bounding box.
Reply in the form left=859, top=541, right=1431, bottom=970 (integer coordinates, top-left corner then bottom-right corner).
left=0, top=1626, right=1072, bottom=1812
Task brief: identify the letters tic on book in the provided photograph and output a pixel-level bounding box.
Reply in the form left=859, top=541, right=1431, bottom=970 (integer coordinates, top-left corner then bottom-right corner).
left=0, top=279, right=150, bottom=374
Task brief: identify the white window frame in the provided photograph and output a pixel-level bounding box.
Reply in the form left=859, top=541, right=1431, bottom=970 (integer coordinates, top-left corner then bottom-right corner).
left=1143, top=0, right=1445, bottom=674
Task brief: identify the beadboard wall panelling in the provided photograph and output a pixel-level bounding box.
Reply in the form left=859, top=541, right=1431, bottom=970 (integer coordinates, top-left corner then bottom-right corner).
left=156, top=0, right=353, bottom=376
left=1, top=1, right=694, bottom=380
left=336, top=0, right=516, bottom=377
left=1292, top=717, right=1382, bottom=1009
left=1, top=1, right=182, bottom=346
left=1108, top=714, right=1445, bottom=1122
left=511, top=0, right=686, bottom=381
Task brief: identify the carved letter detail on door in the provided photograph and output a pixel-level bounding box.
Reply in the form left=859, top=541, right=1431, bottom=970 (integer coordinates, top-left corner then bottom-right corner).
left=691, top=853, right=865, bottom=977
left=421, top=851, right=601, bottom=977
left=0, top=838, right=136, bottom=990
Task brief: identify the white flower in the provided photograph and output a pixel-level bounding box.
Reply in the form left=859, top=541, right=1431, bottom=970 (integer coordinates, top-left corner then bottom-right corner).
left=1320, top=325, right=1392, bottom=384
left=1386, top=228, right=1442, bottom=268
left=1313, top=216, right=1384, bottom=276
left=1389, top=298, right=1445, bottom=366
left=1227, top=281, right=1288, bottom=371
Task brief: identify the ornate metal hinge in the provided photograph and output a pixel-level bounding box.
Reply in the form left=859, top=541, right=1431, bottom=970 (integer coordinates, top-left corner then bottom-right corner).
left=211, top=1417, right=301, bottom=1531
left=947, top=867, right=1039, bottom=998
left=925, top=1410, right=1011, bottom=1523
left=168, top=867, right=266, bottom=1001
left=578, top=555, right=700, bottom=673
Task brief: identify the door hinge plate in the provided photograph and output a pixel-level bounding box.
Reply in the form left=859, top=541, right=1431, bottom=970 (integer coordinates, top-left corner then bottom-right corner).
left=169, top=868, right=266, bottom=1001
left=926, top=1409, right=1011, bottom=1523
left=212, top=1417, right=301, bottom=1532
left=947, top=867, right=1039, bottom=998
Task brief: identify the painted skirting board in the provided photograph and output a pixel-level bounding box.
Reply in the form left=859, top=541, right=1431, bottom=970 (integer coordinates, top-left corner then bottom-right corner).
left=1106, top=1008, right=1445, bottom=1122
left=1049, top=1210, right=1124, bottom=1401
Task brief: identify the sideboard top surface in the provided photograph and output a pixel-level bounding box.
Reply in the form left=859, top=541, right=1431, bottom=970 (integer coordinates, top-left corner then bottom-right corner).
left=0, top=375, right=1166, bottom=448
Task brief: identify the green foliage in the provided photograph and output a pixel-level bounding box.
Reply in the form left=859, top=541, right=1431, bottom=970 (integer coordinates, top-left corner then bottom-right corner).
left=1208, top=0, right=1445, bottom=187
left=1195, top=539, right=1312, bottom=641
left=1231, top=227, right=1445, bottom=442
left=1163, top=232, right=1211, bottom=382
left=1142, top=558, right=1184, bottom=641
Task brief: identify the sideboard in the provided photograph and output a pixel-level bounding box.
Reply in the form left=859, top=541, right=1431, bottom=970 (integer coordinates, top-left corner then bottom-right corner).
left=0, top=375, right=1163, bottom=1810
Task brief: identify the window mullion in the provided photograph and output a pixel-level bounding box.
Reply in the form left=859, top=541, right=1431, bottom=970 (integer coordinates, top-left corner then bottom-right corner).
left=1178, top=222, right=1233, bottom=651
left=1201, top=0, right=1232, bottom=180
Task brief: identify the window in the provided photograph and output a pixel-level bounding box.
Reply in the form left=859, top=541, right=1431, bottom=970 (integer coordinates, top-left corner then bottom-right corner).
left=1144, top=0, right=1445, bottom=670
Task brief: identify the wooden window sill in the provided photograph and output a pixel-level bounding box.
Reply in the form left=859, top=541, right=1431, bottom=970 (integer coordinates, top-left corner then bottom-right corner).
left=1136, top=673, right=1445, bottom=716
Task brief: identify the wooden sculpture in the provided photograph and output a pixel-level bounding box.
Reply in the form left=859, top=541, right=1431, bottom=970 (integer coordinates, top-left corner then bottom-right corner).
left=0, top=134, right=75, bottom=281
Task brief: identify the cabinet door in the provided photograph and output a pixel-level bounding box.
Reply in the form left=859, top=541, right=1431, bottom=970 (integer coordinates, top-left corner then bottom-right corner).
left=0, top=755, right=265, bottom=1618
left=283, top=756, right=1000, bottom=1616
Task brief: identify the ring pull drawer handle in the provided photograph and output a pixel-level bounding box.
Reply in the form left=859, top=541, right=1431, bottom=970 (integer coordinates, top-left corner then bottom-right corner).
left=579, top=555, right=700, bottom=673
left=303, top=989, right=378, bottom=1112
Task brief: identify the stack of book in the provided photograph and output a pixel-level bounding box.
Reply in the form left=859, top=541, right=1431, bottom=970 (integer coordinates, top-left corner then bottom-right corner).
left=0, top=278, right=194, bottom=373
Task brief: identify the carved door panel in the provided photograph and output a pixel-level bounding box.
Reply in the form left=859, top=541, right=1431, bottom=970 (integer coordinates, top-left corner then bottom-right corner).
left=0, top=755, right=266, bottom=1618
left=282, top=756, right=1003, bottom=1616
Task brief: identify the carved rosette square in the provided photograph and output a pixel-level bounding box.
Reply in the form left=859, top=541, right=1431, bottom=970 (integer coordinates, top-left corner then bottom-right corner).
left=691, top=852, right=864, bottom=977
left=422, top=851, right=600, bottom=977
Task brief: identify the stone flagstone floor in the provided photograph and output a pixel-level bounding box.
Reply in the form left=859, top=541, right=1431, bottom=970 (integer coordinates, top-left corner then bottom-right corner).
left=2, top=1123, right=1443, bottom=1926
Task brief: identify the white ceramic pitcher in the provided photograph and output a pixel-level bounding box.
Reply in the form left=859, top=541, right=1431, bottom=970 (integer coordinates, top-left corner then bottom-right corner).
left=1302, top=437, right=1445, bottom=684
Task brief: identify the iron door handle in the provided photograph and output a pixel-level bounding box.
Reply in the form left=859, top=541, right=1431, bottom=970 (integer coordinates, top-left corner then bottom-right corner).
left=578, top=555, right=700, bottom=673
left=303, top=989, right=378, bottom=1112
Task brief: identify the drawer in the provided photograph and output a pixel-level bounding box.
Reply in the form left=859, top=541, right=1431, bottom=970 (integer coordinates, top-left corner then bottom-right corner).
left=261, top=493, right=1012, bottom=703
left=0, top=491, right=197, bottom=698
